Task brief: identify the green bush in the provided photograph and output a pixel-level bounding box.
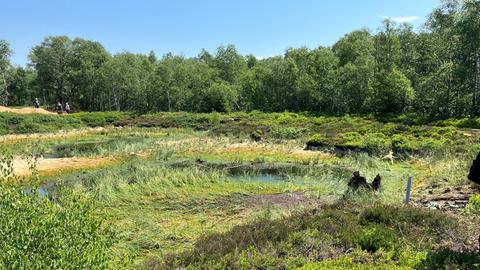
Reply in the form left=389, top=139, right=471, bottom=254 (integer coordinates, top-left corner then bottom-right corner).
left=465, top=195, right=480, bottom=214
left=13, top=119, right=50, bottom=134
left=272, top=127, right=306, bottom=140
left=250, top=129, right=263, bottom=142
left=274, top=112, right=309, bottom=126
left=0, top=112, right=83, bottom=134
left=362, top=133, right=390, bottom=154
left=299, top=256, right=413, bottom=270
left=380, top=123, right=400, bottom=136
left=360, top=205, right=450, bottom=228
left=334, top=132, right=364, bottom=151
left=306, top=134, right=328, bottom=148
left=391, top=134, right=417, bottom=153
left=71, top=112, right=129, bottom=127
left=160, top=203, right=467, bottom=269
left=415, top=250, right=480, bottom=270
left=353, top=225, right=397, bottom=252
left=0, top=183, right=116, bottom=269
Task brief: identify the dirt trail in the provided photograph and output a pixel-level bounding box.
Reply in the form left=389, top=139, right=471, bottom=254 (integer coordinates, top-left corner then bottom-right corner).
left=0, top=106, right=55, bottom=115
left=13, top=156, right=114, bottom=176
left=0, top=127, right=107, bottom=143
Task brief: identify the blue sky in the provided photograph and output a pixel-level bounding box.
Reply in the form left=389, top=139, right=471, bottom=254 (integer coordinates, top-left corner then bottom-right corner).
left=1, top=0, right=439, bottom=66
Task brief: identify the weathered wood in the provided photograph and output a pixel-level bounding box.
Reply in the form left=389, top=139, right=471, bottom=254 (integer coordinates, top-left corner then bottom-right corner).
left=473, top=51, right=480, bottom=117
left=406, top=176, right=413, bottom=205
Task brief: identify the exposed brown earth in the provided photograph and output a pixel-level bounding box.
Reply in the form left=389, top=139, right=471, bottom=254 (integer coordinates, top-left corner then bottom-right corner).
left=0, top=106, right=55, bottom=115
left=13, top=156, right=114, bottom=176
left=416, top=185, right=479, bottom=212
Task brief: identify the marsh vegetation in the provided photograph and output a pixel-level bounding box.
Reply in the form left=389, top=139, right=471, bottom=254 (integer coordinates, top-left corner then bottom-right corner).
left=0, top=111, right=479, bottom=269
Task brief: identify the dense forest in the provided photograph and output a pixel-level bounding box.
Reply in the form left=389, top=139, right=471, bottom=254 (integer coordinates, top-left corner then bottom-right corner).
left=0, top=0, right=479, bottom=118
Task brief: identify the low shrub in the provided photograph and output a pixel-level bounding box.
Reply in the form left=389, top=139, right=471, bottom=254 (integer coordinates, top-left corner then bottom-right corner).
left=0, top=183, right=116, bottom=269
left=362, top=133, right=390, bottom=154
left=13, top=119, right=49, bottom=134
left=159, top=204, right=468, bottom=269
left=271, top=127, right=306, bottom=140
left=0, top=112, right=83, bottom=134
left=250, top=129, right=263, bottom=142
left=465, top=195, right=480, bottom=214
left=306, top=134, right=328, bottom=148
left=0, top=111, right=477, bottom=158
left=415, top=250, right=480, bottom=270
left=334, top=132, right=364, bottom=151
left=0, top=148, right=117, bottom=268
left=391, top=134, right=417, bottom=153
left=71, top=112, right=129, bottom=127
left=353, top=224, right=397, bottom=252
left=274, top=112, right=309, bottom=126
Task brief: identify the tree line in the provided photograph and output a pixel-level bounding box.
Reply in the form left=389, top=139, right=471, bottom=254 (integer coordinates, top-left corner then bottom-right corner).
left=0, top=0, right=479, bottom=118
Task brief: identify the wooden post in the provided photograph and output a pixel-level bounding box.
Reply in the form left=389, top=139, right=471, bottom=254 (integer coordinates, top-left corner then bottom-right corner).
left=474, top=51, right=480, bottom=117
left=406, top=176, right=413, bottom=205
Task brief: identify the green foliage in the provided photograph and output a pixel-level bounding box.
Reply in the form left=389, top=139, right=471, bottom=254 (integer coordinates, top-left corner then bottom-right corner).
left=71, top=111, right=130, bottom=127
left=2, top=0, right=480, bottom=119
left=465, top=194, right=480, bottom=214
left=361, top=133, right=391, bottom=154
left=391, top=134, right=416, bottom=153
left=0, top=111, right=475, bottom=158
left=353, top=225, right=397, bottom=252
left=0, top=145, right=118, bottom=269
left=160, top=204, right=468, bottom=269
left=272, top=127, right=306, bottom=140
left=0, top=112, right=83, bottom=134
left=200, top=82, right=237, bottom=112
left=334, top=132, right=364, bottom=151
left=306, top=134, right=327, bottom=147
left=0, top=184, right=116, bottom=269
left=372, top=68, right=414, bottom=114
left=250, top=129, right=263, bottom=141
left=414, top=250, right=480, bottom=270
left=13, top=119, right=47, bottom=134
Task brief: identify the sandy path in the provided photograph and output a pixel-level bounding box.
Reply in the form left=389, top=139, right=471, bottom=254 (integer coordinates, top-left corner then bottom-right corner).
left=13, top=156, right=114, bottom=176
left=0, top=106, right=55, bottom=115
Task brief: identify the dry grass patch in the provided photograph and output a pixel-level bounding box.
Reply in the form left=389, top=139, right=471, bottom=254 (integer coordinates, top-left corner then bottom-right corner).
left=13, top=156, right=115, bottom=177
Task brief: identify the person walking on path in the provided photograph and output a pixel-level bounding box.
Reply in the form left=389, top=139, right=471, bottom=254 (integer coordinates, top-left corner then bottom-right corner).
left=56, top=101, right=63, bottom=114
left=65, top=102, right=71, bottom=114
left=33, top=98, right=40, bottom=109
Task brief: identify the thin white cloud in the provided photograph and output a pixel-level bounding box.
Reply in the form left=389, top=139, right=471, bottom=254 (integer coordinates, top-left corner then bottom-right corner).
left=380, top=15, right=420, bottom=24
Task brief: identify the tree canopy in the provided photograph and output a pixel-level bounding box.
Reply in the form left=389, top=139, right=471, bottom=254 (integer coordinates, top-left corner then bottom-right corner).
left=2, top=0, right=480, bottom=118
